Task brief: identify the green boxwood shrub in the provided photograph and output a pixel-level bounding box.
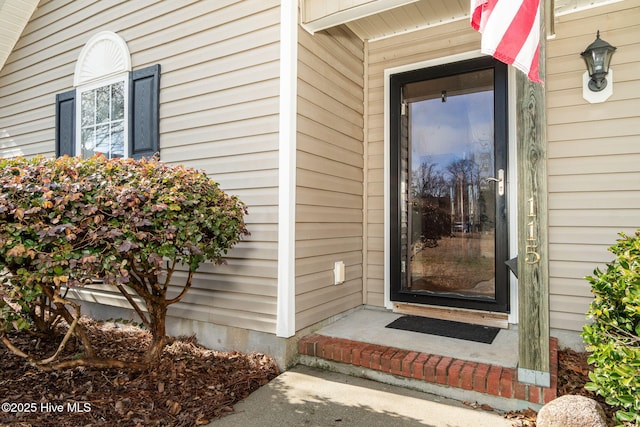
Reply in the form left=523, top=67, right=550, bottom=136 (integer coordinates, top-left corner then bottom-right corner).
left=0, top=155, right=248, bottom=367
left=582, top=231, right=640, bottom=426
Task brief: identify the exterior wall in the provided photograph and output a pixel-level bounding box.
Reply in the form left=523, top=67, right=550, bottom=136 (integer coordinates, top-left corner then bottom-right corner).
left=295, top=25, right=365, bottom=330
left=1, top=0, right=637, bottom=351
left=364, top=19, right=480, bottom=306
left=0, top=0, right=282, bottom=333
left=363, top=0, right=640, bottom=333
left=546, top=0, right=640, bottom=331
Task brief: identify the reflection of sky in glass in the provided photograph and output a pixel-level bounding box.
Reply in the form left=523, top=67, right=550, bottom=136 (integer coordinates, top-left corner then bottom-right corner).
left=410, top=90, right=493, bottom=174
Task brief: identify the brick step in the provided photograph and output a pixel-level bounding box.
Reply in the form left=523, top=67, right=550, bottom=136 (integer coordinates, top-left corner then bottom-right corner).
left=298, top=334, right=557, bottom=406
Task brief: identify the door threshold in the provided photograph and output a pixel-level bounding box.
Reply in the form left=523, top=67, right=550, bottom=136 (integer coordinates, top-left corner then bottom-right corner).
left=392, top=303, right=509, bottom=329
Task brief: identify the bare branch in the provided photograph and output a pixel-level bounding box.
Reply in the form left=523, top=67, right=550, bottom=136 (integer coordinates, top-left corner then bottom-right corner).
left=1, top=334, right=30, bottom=359
left=163, top=258, right=178, bottom=292
left=116, top=284, right=151, bottom=329
left=38, top=357, right=149, bottom=371
left=39, top=314, right=80, bottom=364
left=166, top=270, right=194, bottom=305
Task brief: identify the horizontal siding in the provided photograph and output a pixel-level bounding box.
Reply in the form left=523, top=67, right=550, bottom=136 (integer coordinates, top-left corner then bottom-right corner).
left=365, top=18, right=480, bottom=306
left=295, top=25, right=365, bottom=330
left=546, top=0, right=640, bottom=331
left=362, top=1, right=638, bottom=333
left=0, top=0, right=281, bottom=334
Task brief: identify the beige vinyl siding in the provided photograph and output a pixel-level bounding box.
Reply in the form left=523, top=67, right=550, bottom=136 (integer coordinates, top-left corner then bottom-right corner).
left=364, top=19, right=481, bottom=306
left=546, top=0, right=640, bottom=331
left=0, top=0, right=281, bottom=333
left=295, top=25, right=365, bottom=330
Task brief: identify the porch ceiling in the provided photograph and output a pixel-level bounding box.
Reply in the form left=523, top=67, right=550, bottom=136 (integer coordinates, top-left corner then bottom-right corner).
left=336, top=0, right=620, bottom=41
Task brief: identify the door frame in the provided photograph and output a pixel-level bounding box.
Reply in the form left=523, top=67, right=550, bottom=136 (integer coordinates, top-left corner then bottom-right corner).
left=382, top=51, right=520, bottom=321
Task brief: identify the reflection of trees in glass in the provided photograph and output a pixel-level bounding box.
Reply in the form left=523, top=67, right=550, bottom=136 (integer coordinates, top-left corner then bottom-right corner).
left=412, top=155, right=494, bottom=248
left=446, top=158, right=479, bottom=185
left=413, top=161, right=448, bottom=199
left=447, top=158, right=480, bottom=233
left=81, top=81, right=125, bottom=158
left=411, top=159, right=451, bottom=247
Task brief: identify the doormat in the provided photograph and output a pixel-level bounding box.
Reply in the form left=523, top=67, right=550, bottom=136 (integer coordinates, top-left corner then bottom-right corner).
left=385, top=315, right=500, bottom=344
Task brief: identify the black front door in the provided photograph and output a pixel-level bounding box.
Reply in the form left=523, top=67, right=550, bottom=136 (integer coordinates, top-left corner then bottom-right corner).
left=390, top=56, right=509, bottom=312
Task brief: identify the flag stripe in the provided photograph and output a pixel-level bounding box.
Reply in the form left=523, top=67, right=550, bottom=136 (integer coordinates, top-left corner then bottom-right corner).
left=471, top=0, right=543, bottom=84
left=481, top=0, right=525, bottom=52
left=493, top=0, right=539, bottom=66
left=470, top=0, right=487, bottom=31
left=514, top=11, right=541, bottom=82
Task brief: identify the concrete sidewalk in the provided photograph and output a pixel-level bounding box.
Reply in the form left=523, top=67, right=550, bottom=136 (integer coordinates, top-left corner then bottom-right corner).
left=208, top=365, right=515, bottom=427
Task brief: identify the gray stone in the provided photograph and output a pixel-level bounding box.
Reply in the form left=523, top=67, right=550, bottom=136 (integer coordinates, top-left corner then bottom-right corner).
left=537, top=395, right=607, bottom=427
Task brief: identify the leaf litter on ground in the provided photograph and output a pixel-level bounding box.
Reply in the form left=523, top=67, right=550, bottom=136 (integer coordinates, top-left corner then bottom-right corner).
left=0, top=318, right=279, bottom=426
left=0, top=319, right=625, bottom=427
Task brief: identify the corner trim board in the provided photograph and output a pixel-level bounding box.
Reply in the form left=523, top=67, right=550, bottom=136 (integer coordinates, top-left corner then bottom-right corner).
left=276, top=0, right=298, bottom=338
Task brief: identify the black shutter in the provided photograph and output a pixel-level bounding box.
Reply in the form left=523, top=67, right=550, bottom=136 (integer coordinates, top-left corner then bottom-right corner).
left=129, top=64, right=160, bottom=159
left=55, top=90, right=76, bottom=157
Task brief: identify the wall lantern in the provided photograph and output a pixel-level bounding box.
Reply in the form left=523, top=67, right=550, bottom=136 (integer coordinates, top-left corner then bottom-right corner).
left=581, top=30, right=616, bottom=103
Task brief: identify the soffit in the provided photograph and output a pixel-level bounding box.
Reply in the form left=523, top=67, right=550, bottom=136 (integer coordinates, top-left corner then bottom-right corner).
left=341, top=0, right=622, bottom=41
left=0, top=0, right=39, bottom=71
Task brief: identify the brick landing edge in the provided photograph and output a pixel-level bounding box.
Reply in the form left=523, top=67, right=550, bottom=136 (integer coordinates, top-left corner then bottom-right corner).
left=298, top=334, right=557, bottom=406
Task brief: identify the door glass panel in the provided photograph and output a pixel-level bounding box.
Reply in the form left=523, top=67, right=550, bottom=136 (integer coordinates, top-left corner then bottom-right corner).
left=400, top=68, right=497, bottom=300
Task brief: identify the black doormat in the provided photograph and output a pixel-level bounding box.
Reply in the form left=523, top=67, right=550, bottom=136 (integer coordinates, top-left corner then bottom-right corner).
left=385, top=315, right=500, bottom=344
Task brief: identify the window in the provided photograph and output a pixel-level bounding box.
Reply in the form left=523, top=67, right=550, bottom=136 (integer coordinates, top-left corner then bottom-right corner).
left=79, top=77, right=127, bottom=158
left=55, top=31, right=160, bottom=159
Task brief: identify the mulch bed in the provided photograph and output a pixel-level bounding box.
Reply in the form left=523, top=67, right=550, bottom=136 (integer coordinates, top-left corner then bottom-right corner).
left=0, top=320, right=279, bottom=426
left=0, top=320, right=625, bottom=427
left=557, top=348, right=618, bottom=426
left=507, top=348, right=619, bottom=427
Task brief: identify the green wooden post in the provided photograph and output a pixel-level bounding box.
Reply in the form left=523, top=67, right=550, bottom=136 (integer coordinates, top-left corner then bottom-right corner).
left=516, top=0, right=550, bottom=387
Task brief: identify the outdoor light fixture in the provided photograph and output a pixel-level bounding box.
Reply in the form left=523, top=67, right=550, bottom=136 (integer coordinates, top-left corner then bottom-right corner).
left=581, top=31, right=616, bottom=103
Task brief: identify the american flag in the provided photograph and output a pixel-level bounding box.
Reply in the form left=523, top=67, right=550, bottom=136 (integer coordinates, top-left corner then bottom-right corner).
left=471, top=0, right=543, bottom=84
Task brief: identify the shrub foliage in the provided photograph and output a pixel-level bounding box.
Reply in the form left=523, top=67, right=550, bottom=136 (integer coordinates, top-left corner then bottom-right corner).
left=582, top=231, right=640, bottom=426
left=0, top=155, right=248, bottom=368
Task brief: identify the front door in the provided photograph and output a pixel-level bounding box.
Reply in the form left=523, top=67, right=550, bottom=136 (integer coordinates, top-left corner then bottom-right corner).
left=390, top=56, right=509, bottom=312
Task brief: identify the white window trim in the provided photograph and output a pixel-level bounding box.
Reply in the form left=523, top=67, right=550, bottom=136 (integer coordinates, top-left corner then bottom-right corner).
left=73, top=31, right=132, bottom=158
left=75, top=73, right=130, bottom=159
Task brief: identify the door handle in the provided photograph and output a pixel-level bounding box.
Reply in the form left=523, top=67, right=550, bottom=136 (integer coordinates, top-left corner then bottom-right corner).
left=484, top=169, right=505, bottom=196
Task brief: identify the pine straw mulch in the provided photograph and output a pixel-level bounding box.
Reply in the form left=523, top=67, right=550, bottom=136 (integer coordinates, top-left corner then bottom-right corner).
left=0, top=319, right=279, bottom=427
left=506, top=348, right=620, bottom=427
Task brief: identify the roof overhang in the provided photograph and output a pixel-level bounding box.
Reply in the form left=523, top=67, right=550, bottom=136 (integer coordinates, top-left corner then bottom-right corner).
left=301, top=0, right=622, bottom=42
left=0, top=0, right=39, bottom=72
left=300, top=0, right=419, bottom=34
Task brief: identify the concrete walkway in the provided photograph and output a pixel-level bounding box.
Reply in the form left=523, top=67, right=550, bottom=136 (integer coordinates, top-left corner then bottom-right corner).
left=209, top=365, right=515, bottom=427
